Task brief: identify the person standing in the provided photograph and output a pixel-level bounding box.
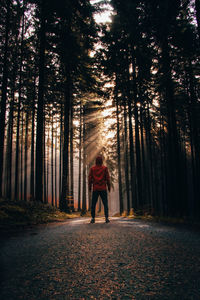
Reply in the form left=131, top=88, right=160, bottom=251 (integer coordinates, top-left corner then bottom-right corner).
left=88, top=156, right=111, bottom=223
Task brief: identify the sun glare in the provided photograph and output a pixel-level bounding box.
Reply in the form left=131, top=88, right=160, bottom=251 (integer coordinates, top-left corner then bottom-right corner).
left=90, top=0, right=114, bottom=24
left=94, top=10, right=113, bottom=23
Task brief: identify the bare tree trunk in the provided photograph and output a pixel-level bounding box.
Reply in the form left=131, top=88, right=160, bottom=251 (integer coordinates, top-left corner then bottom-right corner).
left=123, top=101, right=130, bottom=214
left=115, top=91, right=123, bottom=215
left=59, top=102, right=63, bottom=201
left=30, top=79, right=36, bottom=201
left=81, top=106, right=87, bottom=215
left=24, top=110, right=29, bottom=201
left=0, top=0, right=11, bottom=197
left=14, top=3, right=25, bottom=201
left=131, top=55, right=142, bottom=210
left=55, top=129, right=57, bottom=207
left=20, top=112, right=24, bottom=201
left=47, top=130, right=50, bottom=204
left=60, top=79, right=71, bottom=212
left=15, top=94, right=21, bottom=200
left=43, top=118, right=47, bottom=204
left=140, top=105, right=147, bottom=212
left=187, top=58, right=200, bottom=217
left=70, top=105, right=74, bottom=211
left=78, top=105, right=82, bottom=211
left=146, top=103, right=154, bottom=212
left=159, top=114, right=166, bottom=216
left=51, top=117, right=54, bottom=206
left=127, top=95, right=136, bottom=213
left=5, top=88, right=14, bottom=199
left=35, top=0, right=46, bottom=202
left=161, top=37, right=184, bottom=216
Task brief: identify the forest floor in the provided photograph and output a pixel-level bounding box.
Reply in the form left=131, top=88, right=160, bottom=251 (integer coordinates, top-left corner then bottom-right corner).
left=0, top=199, right=79, bottom=233
left=0, top=199, right=200, bottom=236
left=0, top=217, right=200, bottom=299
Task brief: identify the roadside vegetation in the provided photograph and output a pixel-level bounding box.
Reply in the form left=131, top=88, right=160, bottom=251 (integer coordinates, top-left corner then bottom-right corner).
left=0, top=199, right=79, bottom=229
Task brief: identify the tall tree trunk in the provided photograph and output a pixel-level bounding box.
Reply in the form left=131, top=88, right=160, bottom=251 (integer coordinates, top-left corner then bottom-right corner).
left=20, top=112, right=24, bottom=201
left=59, top=102, right=63, bottom=200
left=146, top=103, right=155, bottom=212
left=70, top=105, right=74, bottom=211
left=24, top=110, right=29, bottom=201
left=35, top=0, right=46, bottom=202
left=127, top=75, right=137, bottom=213
left=5, top=89, right=14, bottom=199
left=15, top=94, right=21, bottom=200
left=159, top=114, right=166, bottom=216
left=115, top=90, right=123, bottom=215
left=60, top=79, right=71, bottom=212
left=55, top=129, right=57, bottom=208
left=161, top=37, right=184, bottom=216
left=14, top=2, right=25, bottom=200
left=47, top=130, right=50, bottom=204
left=81, top=106, right=87, bottom=214
left=78, top=105, right=82, bottom=211
left=5, top=25, right=19, bottom=200
left=123, top=101, right=130, bottom=214
left=187, top=58, right=200, bottom=217
left=0, top=0, right=11, bottom=197
left=30, top=81, right=36, bottom=201
left=134, top=101, right=142, bottom=209
left=51, top=117, right=54, bottom=206
left=140, top=105, right=147, bottom=212
left=131, top=55, right=142, bottom=210
left=43, top=118, right=47, bottom=204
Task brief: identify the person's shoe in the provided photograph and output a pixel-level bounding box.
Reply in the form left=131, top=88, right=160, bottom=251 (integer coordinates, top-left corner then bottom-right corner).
left=105, top=218, right=110, bottom=223
left=90, top=218, right=95, bottom=224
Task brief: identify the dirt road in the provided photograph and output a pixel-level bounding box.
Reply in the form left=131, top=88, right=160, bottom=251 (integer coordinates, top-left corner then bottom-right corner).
left=0, top=217, right=200, bottom=299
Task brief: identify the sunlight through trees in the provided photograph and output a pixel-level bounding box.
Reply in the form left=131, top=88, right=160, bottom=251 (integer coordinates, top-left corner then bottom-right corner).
left=0, top=0, right=199, bottom=219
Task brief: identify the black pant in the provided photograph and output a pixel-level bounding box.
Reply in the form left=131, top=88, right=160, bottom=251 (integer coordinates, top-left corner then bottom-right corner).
left=91, top=190, right=109, bottom=219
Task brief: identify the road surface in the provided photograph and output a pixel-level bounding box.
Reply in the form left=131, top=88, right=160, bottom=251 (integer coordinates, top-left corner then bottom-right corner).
left=0, top=217, right=200, bottom=299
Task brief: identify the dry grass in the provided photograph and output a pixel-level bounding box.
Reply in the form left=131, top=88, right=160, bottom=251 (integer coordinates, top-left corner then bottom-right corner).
left=0, top=199, right=81, bottom=228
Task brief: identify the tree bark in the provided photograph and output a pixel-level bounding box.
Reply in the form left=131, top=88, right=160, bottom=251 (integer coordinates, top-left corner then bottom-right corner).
left=161, top=37, right=184, bottom=216
left=123, top=101, right=130, bottom=214
left=51, top=117, right=54, bottom=206
left=55, top=129, right=57, bottom=207
left=20, top=112, right=24, bottom=201
left=35, top=0, right=46, bottom=202
left=60, top=79, right=71, bottom=212
left=78, top=105, right=82, bottom=211
left=0, top=0, right=11, bottom=197
left=187, top=58, right=200, bottom=217
left=43, top=117, right=47, bottom=204
left=70, top=104, right=74, bottom=211
left=81, top=106, right=87, bottom=214
left=59, top=102, right=63, bottom=201
left=115, top=90, right=123, bottom=215
left=5, top=83, right=15, bottom=199
left=24, top=110, right=29, bottom=201
left=30, top=77, right=36, bottom=201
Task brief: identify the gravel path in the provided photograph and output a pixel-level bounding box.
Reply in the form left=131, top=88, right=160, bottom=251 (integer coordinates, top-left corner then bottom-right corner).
left=0, top=217, right=200, bottom=300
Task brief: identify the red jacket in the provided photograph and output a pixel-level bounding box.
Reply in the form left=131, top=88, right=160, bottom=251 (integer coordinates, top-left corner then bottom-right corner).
left=89, top=157, right=111, bottom=192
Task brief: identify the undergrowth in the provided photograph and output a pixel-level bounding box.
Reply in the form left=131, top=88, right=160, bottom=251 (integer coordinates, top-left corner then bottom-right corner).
left=0, top=199, right=80, bottom=228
